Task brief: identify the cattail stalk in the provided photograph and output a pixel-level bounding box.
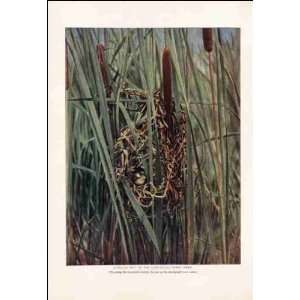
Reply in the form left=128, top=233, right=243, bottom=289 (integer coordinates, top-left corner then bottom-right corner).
left=96, top=44, right=111, bottom=97
left=203, top=28, right=227, bottom=263
left=65, top=41, right=69, bottom=91
left=162, top=47, right=173, bottom=139
left=203, top=28, right=217, bottom=131
left=208, top=51, right=218, bottom=134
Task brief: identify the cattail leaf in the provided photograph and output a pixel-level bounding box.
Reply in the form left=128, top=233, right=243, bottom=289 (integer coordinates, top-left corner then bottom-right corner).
left=65, top=39, right=69, bottom=90
left=66, top=31, right=92, bottom=98
left=72, top=164, right=97, bottom=178
left=85, top=101, right=135, bottom=263
left=123, top=182, right=161, bottom=256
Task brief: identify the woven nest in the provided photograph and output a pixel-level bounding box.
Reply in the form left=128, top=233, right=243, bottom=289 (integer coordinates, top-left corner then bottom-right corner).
left=114, top=88, right=186, bottom=213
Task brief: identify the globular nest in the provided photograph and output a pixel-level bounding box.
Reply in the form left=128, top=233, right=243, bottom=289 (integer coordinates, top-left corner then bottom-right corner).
left=114, top=87, right=186, bottom=214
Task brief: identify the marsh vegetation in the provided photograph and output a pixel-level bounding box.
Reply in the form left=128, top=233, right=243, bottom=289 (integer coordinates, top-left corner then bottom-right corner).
left=66, top=28, right=240, bottom=265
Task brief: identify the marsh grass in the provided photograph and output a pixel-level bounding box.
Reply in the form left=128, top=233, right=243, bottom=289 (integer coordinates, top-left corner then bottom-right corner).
left=66, top=28, right=240, bottom=265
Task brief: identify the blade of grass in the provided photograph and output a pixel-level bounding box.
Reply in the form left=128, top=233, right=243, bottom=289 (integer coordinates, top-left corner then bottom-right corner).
left=123, top=182, right=161, bottom=256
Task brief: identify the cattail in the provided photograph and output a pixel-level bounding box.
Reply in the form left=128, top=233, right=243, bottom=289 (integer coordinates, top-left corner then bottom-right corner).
left=203, top=27, right=217, bottom=137
left=65, top=41, right=69, bottom=91
left=202, top=28, right=213, bottom=52
left=96, top=44, right=111, bottom=97
left=162, top=47, right=173, bottom=138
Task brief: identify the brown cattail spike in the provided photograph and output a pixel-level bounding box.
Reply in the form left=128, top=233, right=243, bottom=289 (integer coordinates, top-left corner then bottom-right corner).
left=96, top=44, right=111, bottom=97
left=97, top=44, right=105, bottom=64
left=162, top=47, right=173, bottom=138
left=202, top=28, right=213, bottom=53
